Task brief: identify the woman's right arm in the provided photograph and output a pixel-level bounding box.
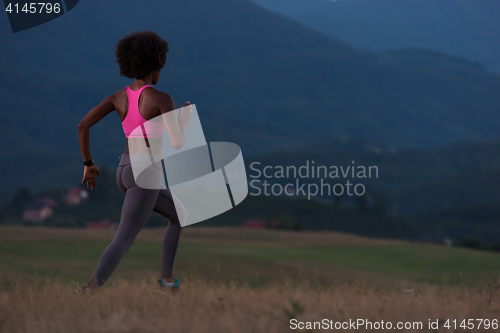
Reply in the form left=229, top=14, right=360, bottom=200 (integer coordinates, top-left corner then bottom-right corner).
left=77, top=94, right=115, bottom=189
left=158, top=93, right=192, bottom=150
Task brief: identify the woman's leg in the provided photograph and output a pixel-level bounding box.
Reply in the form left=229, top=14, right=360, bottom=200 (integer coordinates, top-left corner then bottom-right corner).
left=87, top=165, right=160, bottom=287
left=153, top=188, right=183, bottom=280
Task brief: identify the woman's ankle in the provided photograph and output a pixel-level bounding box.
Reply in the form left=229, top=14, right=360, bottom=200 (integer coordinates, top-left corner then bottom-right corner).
left=87, top=279, right=101, bottom=289
left=160, top=277, right=175, bottom=283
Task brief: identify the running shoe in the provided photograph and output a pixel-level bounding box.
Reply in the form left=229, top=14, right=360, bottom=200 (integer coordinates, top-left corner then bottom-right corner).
left=73, top=285, right=100, bottom=295
left=157, top=278, right=180, bottom=290
left=73, top=286, right=91, bottom=295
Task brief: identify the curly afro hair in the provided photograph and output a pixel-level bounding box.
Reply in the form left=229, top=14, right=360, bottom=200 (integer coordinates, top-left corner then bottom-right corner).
left=115, top=30, right=169, bottom=80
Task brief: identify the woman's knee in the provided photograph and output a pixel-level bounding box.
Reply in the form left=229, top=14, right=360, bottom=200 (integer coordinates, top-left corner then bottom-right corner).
left=167, top=216, right=181, bottom=226
left=154, top=189, right=184, bottom=220
left=110, top=234, right=135, bottom=254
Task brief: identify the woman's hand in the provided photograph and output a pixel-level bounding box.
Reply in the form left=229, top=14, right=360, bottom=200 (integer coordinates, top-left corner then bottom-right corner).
left=177, top=101, right=192, bottom=132
left=81, top=164, right=101, bottom=190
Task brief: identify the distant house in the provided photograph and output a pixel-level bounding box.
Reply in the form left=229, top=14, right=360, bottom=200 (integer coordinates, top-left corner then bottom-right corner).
left=86, top=220, right=118, bottom=229
left=241, top=220, right=266, bottom=229
left=241, top=219, right=280, bottom=229
left=22, top=201, right=53, bottom=222
left=64, top=187, right=89, bottom=206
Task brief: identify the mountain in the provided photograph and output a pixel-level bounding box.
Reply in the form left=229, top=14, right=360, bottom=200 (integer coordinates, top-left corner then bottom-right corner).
left=417, top=201, right=500, bottom=246
left=249, top=0, right=500, bottom=73
left=249, top=138, right=500, bottom=216
left=1, top=0, right=500, bottom=201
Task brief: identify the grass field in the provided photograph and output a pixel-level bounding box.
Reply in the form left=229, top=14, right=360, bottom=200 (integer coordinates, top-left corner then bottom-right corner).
left=0, top=226, right=499, bottom=288
left=0, top=226, right=499, bottom=332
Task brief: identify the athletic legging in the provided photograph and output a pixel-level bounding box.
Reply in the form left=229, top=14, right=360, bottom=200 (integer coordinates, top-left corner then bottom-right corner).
left=87, top=153, right=183, bottom=287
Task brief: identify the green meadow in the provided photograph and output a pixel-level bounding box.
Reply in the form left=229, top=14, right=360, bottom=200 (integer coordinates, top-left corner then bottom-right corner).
left=0, top=226, right=498, bottom=290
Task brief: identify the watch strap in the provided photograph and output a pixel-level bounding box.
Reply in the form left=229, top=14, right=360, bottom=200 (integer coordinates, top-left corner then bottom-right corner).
left=83, top=159, right=94, bottom=166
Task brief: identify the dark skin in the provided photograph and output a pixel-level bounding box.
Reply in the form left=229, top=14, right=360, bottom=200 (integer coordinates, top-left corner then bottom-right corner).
left=77, top=69, right=190, bottom=190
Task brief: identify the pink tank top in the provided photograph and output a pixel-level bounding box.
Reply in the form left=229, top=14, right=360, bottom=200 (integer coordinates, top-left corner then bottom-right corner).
left=122, top=85, right=164, bottom=138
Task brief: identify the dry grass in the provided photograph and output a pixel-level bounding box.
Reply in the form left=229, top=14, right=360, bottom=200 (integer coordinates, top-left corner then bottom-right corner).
left=1, top=226, right=499, bottom=332
left=0, top=273, right=499, bottom=333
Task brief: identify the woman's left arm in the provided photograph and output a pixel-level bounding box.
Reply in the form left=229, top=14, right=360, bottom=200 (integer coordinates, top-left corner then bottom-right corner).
left=77, top=94, right=116, bottom=190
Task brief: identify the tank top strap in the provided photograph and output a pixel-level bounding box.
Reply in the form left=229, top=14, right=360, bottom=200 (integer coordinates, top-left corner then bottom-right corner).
left=125, top=84, right=153, bottom=114
left=122, top=84, right=158, bottom=138
left=126, top=84, right=153, bottom=99
left=137, top=84, right=153, bottom=92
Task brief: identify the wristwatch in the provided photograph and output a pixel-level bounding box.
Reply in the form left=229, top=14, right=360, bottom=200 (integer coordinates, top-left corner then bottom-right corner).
left=83, top=159, right=94, bottom=166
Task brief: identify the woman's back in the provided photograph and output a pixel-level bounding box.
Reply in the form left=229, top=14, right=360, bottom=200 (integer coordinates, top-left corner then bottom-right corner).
left=115, top=85, right=161, bottom=125
left=114, top=85, right=169, bottom=157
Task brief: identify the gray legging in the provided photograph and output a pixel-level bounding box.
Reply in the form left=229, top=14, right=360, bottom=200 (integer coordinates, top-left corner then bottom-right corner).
left=87, top=153, right=183, bottom=287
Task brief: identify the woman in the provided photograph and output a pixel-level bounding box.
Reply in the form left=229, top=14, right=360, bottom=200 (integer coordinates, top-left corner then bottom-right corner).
left=76, top=30, right=192, bottom=293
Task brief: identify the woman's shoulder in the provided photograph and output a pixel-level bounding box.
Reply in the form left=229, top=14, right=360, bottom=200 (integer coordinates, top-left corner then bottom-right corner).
left=142, top=87, right=173, bottom=104
left=109, top=87, right=128, bottom=99
left=143, top=86, right=171, bottom=97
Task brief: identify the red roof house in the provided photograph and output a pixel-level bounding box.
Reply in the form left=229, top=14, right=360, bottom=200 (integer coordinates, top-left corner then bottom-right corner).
left=22, top=201, right=53, bottom=222
left=86, top=220, right=118, bottom=229
left=241, top=220, right=267, bottom=229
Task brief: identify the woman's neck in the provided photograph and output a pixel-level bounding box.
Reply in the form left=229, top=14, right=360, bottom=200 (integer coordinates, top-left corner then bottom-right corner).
left=130, top=78, right=153, bottom=89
